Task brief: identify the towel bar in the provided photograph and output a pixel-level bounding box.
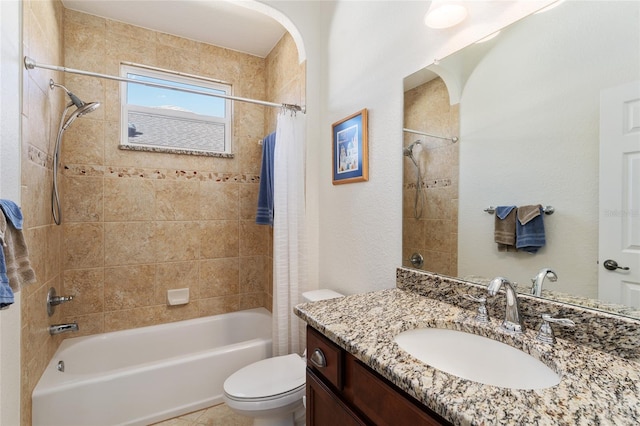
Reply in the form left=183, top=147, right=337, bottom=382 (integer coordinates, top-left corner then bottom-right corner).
left=484, top=205, right=554, bottom=215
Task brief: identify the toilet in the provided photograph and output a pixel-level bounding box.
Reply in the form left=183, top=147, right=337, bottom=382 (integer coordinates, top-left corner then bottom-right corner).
left=223, top=289, right=344, bottom=426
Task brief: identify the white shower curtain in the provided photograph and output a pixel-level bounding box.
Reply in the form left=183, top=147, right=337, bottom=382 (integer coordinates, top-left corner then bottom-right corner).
left=272, top=110, right=307, bottom=356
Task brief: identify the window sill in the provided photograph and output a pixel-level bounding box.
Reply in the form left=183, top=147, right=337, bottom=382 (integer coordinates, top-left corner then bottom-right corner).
left=119, top=144, right=234, bottom=158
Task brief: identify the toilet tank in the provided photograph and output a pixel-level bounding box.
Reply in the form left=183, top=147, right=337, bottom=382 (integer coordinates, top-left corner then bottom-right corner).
left=301, top=289, right=344, bottom=303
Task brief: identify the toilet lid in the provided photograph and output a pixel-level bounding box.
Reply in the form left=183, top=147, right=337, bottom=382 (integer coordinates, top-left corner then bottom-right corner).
left=224, top=354, right=306, bottom=399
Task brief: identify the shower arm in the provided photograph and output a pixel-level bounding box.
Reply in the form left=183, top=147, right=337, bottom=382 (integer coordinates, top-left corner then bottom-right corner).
left=24, top=56, right=305, bottom=114
left=403, top=128, right=458, bottom=143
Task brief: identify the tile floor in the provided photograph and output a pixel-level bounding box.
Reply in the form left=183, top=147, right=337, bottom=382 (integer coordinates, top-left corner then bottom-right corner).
left=152, top=403, right=251, bottom=426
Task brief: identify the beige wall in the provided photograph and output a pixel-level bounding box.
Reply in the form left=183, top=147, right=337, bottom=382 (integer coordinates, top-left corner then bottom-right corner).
left=21, top=0, right=66, bottom=423
left=403, top=78, right=459, bottom=276
left=20, top=3, right=304, bottom=423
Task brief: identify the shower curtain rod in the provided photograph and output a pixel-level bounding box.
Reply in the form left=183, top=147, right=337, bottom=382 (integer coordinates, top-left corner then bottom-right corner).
left=24, top=56, right=305, bottom=113
left=403, top=128, right=458, bottom=143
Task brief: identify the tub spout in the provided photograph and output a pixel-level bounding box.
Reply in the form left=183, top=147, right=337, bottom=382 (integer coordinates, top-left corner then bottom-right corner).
left=49, top=322, right=79, bottom=335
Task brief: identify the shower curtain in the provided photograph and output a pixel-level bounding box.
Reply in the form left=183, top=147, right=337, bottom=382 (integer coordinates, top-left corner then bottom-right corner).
left=272, top=110, right=308, bottom=356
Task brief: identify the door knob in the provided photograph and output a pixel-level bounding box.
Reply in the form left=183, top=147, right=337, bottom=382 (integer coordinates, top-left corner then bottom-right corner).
left=603, top=259, right=630, bottom=271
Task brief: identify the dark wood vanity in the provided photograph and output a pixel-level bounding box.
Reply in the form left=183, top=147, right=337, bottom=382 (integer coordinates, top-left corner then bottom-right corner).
left=305, top=326, right=451, bottom=426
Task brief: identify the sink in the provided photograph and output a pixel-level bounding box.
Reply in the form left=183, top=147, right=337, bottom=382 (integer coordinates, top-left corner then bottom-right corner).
left=394, top=328, right=560, bottom=390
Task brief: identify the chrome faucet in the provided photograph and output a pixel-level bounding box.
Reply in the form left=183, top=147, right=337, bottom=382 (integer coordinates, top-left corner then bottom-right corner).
left=487, top=277, right=525, bottom=333
left=49, top=322, right=79, bottom=335
left=530, top=268, right=558, bottom=296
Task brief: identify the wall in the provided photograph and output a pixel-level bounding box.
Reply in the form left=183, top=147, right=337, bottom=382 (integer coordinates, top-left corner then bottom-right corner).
left=317, top=1, right=551, bottom=296
left=403, top=77, right=459, bottom=276
left=20, top=0, right=66, bottom=423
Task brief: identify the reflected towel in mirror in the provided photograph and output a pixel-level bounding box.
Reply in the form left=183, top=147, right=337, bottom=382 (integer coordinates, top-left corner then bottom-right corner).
left=516, top=204, right=546, bottom=253
left=494, top=205, right=517, bottom=252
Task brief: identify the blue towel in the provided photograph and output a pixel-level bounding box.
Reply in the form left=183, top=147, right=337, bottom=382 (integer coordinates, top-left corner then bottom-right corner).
left=0, top=199, right=23, bottom=230
left=495, top=206, right=516, bottom=220
left=0, top=244, right=13, bottom=309
left=0, top=200, right=20, bottom=308
left=256, top=132, right=276, bottom=226
left=516, top=205, right=546, bottom=253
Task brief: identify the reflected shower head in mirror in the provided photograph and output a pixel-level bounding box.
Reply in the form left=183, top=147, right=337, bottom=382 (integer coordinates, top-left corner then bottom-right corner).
left=404, top=140, right=425, bottom=219
left=403, top=139, right=421, bottom=155
left=403, top=140, right=422, bottom=167
left=49, top=79, right=101, bottom=225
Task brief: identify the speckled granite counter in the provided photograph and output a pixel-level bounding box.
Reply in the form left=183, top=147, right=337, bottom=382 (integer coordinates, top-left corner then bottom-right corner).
left=295, top=286, right=640, bottom=425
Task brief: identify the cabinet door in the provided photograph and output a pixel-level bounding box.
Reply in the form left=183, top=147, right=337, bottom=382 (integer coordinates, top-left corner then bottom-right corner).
left=306, top=369, right=366, bottom=426
left=344, top=355, right=449, bottom=426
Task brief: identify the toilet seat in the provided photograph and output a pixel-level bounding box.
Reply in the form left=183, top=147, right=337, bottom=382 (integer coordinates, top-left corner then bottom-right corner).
left=223, top=354, right=306, bottom=414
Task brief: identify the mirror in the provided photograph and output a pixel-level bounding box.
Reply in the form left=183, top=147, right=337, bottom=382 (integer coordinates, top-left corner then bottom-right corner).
left=403, top=1, right=640, bottom=318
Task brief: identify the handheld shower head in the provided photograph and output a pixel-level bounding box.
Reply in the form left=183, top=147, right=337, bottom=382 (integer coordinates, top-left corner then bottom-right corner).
left=50, top=79, right=101, bottom=129
left=49, top=79, right=101, bottom=225
left=62, top=102, right=101, bottom=130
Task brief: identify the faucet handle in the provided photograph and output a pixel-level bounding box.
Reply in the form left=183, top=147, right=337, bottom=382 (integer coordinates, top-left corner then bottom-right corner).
left=463, top=294, right=489, bottom=323
left=536, top=314, right=575, bottom=344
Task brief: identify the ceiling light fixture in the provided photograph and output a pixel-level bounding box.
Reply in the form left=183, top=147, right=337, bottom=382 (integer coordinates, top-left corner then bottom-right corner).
left=424, top=1, right=468, bottom=29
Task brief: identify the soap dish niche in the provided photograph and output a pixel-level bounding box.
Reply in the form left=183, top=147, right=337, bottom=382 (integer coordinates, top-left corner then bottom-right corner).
left=167, top=288, right=189, bottom=306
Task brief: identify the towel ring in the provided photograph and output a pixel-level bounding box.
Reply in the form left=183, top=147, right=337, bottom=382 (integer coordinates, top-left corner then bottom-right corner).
left=484, top=206, right=554, bottom=215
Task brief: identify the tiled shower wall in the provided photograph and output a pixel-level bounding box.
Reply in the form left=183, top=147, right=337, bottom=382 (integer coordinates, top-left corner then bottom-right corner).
left=20, top=1, right=304, bottom=422
left=56, top=9, right=304, bottom=335
left=21, top=0, right=66, bottom=423
left=403, top=78, right=459, bottom=276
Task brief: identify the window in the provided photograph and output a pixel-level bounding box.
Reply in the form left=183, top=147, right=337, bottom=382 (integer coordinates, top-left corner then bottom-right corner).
left=120, top=64, right=232, bottom=156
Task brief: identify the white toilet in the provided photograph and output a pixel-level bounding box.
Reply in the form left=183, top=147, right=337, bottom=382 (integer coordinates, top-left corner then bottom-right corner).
left=223, top=289, right=344, bottom=426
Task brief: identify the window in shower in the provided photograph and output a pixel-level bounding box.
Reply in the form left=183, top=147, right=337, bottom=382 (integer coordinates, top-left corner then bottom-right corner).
left=120, top=63, right=233, bottom=156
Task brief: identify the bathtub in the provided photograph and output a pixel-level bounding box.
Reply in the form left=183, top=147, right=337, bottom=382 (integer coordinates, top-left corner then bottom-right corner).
left=32, top=308, right=272, bottom=426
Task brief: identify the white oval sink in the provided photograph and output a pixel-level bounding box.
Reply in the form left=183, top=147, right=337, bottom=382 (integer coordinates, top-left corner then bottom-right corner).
left=394, top=328, right=560, bottom=390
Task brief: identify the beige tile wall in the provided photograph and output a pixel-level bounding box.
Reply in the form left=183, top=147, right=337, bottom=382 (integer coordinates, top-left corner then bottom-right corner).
left=55, top=9, right=297, bottom=335
left=403, top=78, right=459, bottom=276
left=21, top=1, right=66, bottom=423
left=20, top=2, right=304, bottom=423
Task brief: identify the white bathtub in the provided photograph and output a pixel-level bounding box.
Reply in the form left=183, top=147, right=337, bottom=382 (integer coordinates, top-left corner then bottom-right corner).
left=32, top=308, right=272, bottom=426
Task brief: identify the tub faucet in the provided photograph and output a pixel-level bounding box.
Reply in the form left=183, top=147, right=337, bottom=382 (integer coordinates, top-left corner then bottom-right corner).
left=487, top=277, right=525, bottom=334
left=530, top=268, right=558, bottom=296
left=49, top=322, right=79, bottom=335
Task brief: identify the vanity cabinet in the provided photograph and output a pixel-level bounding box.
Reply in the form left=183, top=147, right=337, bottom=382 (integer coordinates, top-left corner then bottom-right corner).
left=306, top=326, right=451, bottom=426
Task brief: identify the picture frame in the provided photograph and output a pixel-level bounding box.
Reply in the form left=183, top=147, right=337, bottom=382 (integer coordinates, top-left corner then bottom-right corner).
left=332, top=108, right=369, bottom=185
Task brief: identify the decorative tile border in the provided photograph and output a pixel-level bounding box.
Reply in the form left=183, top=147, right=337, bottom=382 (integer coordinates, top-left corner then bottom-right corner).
left=397, top=267, right=640, bottom=360
left=62, top=163, right=260, bottom=183
left=404, top=178, right=451, bottom=190
left=28, top=145, right=52, bottom=169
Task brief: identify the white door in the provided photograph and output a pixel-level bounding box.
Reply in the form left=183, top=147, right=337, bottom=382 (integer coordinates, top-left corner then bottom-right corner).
left=599, top=80, right=640, bottom=308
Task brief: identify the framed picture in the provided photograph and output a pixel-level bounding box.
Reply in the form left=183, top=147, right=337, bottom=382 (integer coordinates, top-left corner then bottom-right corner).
left=332, top=108, right=369, bottom=185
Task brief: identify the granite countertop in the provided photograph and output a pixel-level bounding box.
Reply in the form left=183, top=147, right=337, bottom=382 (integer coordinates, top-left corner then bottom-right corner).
left=294, top=288, right=640, bottom=426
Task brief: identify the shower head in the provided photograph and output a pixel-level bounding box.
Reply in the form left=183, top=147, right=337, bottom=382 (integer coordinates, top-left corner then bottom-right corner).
left=49, top=79, right=101, bottom=225
left=62, top=102, right=101, bottom=130
left=50, top=79, right=101, bottom=129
